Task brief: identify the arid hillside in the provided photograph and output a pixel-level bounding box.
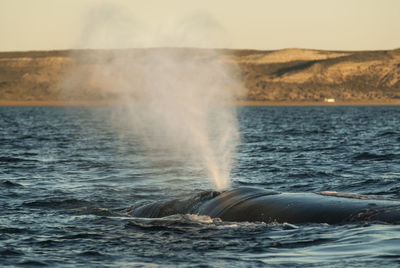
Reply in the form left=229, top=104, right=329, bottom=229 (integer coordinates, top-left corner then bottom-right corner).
left=1, top=48, right=400, bottom=104
left=227, top=48, right=400, bottom=102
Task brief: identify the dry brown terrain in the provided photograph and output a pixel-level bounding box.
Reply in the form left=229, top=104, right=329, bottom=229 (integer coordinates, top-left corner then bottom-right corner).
left=1, top=48, right=400, bottom=105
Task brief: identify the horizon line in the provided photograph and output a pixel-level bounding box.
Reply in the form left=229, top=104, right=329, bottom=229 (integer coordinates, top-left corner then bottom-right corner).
left=1, top=46, right=400, bottom=54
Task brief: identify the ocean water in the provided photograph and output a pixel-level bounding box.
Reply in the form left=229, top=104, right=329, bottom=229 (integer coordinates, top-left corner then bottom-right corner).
left=1, top=105, right=400, bottom=267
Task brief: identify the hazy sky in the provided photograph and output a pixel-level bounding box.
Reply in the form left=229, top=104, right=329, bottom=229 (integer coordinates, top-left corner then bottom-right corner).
left=1, top=0, right=399, bottom=51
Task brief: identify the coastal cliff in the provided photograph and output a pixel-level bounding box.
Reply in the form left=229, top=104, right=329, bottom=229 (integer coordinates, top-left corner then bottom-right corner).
left=1, top=48, right=400, bottom=104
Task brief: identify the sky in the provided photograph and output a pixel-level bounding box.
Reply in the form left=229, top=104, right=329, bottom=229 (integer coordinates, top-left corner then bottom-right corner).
left=0, top=0, right=399, bottom=52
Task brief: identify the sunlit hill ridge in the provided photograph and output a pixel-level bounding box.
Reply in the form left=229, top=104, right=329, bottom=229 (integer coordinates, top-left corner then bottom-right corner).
left=1, top=47, right=400, bottom=105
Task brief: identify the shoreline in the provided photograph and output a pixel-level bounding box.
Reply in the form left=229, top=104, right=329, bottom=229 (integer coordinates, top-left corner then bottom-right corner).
left=0, top=100, right=118, bottom=107
left=1, top=100, right=400, bottom=107
left=237, top=100, right=400, bottom=106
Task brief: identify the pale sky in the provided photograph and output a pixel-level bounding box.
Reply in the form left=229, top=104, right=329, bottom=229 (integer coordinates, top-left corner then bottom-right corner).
left=0, top=0, right=399, bottom=51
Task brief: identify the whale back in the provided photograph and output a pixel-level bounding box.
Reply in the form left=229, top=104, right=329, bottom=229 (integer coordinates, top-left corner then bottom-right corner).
left=197, top=187, right=400, bottom=224
left=196, top=187, right=279, bottom=218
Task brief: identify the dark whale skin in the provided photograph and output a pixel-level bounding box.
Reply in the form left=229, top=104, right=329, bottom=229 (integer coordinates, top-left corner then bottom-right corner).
left=196, top=187, right=400, bottom=224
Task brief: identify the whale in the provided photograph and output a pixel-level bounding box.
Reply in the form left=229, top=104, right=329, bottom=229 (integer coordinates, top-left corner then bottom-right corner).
left=196, top=187, right=400, bottom=224
left=133, top=187, right=400, bottom=224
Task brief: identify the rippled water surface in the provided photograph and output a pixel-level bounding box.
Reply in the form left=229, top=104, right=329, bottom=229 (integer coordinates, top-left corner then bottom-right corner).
left=1, top=106, right=400, bottom=267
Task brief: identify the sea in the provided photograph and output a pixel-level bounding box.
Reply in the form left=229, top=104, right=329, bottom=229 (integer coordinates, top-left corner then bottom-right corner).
left=1, top=105, right=400, bottom=267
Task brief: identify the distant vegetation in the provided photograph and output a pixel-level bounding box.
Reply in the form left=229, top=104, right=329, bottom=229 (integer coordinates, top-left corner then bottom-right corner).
left=0, top=47, right=399, bottom=104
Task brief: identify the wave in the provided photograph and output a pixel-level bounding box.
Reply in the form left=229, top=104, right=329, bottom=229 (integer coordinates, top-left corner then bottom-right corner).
left=0, top=157, right=38, bottom=163
left=0, top=249, right=24, bottom=257
left=377, top=131, right=398, bottom=137
left=0, top=227, right=31, bottom=235
left=77, top=207, right=125, bottom=217
left=353, top=152, right=400, bottom=161
left=1, top=180, right=23, bottom=187
left=23, top=198, right=92, bottom=209
left=124, top=213, right=269, bottom=232
left=17, top=260, right=48, bottom=266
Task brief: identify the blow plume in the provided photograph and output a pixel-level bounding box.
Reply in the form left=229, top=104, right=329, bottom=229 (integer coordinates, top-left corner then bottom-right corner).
left=63, top=5, right=244, bottom=190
